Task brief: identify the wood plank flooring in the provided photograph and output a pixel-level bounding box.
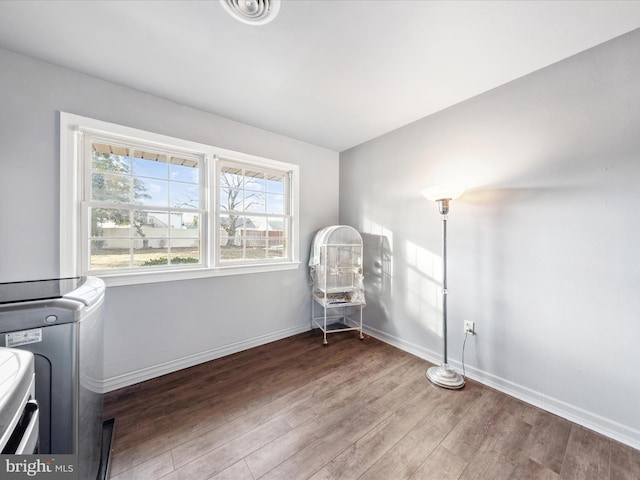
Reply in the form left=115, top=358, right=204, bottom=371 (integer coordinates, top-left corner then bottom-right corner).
left=104, top=331, right=640, bottom=480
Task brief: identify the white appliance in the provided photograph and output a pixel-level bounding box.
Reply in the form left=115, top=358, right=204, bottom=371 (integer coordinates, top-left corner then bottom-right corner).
left=0, top=347, right=39, bottom=454
left=0, top=276, right=110, bottom=479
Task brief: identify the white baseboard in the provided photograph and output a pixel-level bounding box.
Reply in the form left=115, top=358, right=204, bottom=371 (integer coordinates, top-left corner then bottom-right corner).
left=363, top=325, right=640, bottom=451
left=100, top=323, right=311, bottom=393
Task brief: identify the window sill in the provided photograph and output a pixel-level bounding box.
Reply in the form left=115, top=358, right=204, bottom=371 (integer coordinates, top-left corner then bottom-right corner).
left=95, top=262, right=301, bottom=287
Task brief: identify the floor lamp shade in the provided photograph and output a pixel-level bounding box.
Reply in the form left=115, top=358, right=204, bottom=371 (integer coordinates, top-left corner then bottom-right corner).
left=420, top=184, right=466, bottom=202
left=421, top=184, right=466, bottom=389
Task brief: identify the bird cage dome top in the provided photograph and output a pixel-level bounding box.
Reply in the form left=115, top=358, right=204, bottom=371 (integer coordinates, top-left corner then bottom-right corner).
left=309, top=225, right=363, bottom=266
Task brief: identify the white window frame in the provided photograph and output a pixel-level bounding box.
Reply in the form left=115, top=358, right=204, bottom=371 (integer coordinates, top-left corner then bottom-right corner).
left=60, top=112, right=300, bottom=286
left=82, top=131, right=207, bottom=275
left=215, top=157, right=293, bottom=267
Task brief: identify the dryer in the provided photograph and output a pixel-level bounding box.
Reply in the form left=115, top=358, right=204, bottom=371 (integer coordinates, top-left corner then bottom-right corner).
left=0, top=276, right=108, bottom=479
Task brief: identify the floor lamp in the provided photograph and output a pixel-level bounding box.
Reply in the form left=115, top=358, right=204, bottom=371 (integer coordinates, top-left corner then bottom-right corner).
left=420, top=184, right=466, bottom=389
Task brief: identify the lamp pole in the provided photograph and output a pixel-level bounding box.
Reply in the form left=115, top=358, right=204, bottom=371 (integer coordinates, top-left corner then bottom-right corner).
left=421, top=186, right=465, bottom=390
left=440, top=199, right=449, bottom=366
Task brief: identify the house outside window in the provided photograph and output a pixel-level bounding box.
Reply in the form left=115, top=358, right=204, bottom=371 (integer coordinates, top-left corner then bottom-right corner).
left=60, top=113, right=299, bottom=286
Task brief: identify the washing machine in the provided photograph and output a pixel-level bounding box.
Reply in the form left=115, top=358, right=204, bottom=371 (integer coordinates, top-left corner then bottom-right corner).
left=0, top=347, right=39, bottom=454
left=0, top=276, right=109, bottom=479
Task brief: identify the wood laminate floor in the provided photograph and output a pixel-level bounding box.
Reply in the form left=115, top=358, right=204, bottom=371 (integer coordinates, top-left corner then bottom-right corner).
left=104, top=332, right=640, bottom=480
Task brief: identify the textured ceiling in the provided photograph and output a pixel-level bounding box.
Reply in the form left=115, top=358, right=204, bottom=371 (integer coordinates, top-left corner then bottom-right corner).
left=0, top=1, right=639, bottom=151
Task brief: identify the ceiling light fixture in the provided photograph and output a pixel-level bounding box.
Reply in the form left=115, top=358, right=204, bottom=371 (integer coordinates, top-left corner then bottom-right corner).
left=220, top=0, right=281, bottom=26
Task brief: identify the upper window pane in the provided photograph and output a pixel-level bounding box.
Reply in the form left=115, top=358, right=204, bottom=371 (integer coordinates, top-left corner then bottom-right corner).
left=92, top=148, right=130, bottom=171
left=245, top=193, right=266, bottom=213
left=219, top=187, right=245, bottom=213
left=135, top=178, right=169, bottom=206
left=91, top=172, right=131, bottom=203
left=245, top=172, right=265, bottom=192
left=266, top=193, right=284, bottom=214
left=171, top=182, right=199, bottom=209
left=133, top=156, right=169, bottom=180
left=220, top=168, right=244, bottom=188
left=171, top=162, right=199, bottom=184
left=266, top=175, right=285, bottom=194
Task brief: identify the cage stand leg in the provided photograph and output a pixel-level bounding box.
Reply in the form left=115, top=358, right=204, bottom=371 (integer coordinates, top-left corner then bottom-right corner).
left=323, top=300, right=328, bottom=345
left=310, top=293, right=314, bottom=335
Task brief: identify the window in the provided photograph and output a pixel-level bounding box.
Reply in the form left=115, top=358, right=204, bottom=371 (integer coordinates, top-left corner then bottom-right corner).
left=88, top=136, right=203, bottom=272
left=60, top=113, right=299, bottom=286
left=217, top=160, right=290, bottom=264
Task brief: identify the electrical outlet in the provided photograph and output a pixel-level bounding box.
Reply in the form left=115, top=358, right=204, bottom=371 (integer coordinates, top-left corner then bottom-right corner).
left=464, top=320, right=475, bottom=335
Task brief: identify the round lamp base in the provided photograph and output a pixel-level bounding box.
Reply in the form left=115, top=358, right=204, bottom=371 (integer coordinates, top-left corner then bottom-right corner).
left=426, top=364, right=465, bottom=389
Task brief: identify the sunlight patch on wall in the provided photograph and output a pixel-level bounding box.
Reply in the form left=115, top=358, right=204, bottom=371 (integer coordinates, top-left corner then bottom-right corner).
left=361, top=216, right=394, bottom=252
left=405, top=240, right=441, bottom=335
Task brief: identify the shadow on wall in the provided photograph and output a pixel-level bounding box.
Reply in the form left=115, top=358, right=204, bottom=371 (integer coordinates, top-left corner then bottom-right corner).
left=361, top=232, right=393, bottom=326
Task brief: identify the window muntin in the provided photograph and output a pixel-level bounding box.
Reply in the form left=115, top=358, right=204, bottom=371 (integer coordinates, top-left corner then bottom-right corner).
left=60, top=112, right=299, bottom=284
left=86, top=137, right=203, bottom=273
left=217, top=161, right=290, bottom=265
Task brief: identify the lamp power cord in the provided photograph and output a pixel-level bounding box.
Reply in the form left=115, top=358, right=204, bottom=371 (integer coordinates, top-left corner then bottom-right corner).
left=461, top=330, right=471, bottom=380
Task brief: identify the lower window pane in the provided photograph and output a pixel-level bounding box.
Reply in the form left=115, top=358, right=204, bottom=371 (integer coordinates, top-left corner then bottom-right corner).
left=173, top=214, right=200, bottom=261
left=170, top=242, right=200, bottom=265
left=132, top=211, right=168, bottom=248
left=244, top=238, right=267, bottom=260
left=91, top=208, right=130, bottom=236
left=133, top=243, right=169, bottom=267
left=267, top=217, right=287, bottom=260
left=90, top=240, right=131, bottom=270
left=172, top=213, right=200, bottom=236
left=267, top=237, right=287, bottom=259
left=220, top=238, right=243, bottom=261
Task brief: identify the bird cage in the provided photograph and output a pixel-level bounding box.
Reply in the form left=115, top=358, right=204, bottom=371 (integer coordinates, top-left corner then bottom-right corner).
left=309, top=225, right=365, bottom=344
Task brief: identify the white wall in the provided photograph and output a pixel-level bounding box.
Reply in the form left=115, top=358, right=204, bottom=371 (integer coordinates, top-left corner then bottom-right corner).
left=340, top=29, right=640, bottom=449
left=0, top=48, right=339, bottom=389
